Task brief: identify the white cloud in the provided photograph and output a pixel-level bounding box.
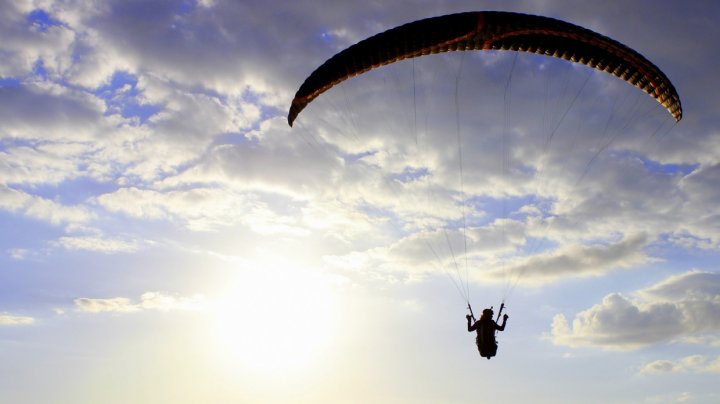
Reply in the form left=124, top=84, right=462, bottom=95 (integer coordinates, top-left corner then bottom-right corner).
left=136, top=291, right=205, bottom=312
left=8, top=248, right=29, bottom=260
left=158, top=116, right=345, bottom=198
left=1, top=144, right=92, bottom=186
left=640, top=355, right=720, bottom=375
left=95, top=186, right=310, bottom=234
left=678, top=335, right=720, bottom=348
left=94, top=187, right=169, bottom=220
left=74, top=291, right=205, bottom=313
left=55, top=235, right=141, bottom=253
left=486, top=233, right=651, bottom=285
left=74, top=297, right=138, bottom=313
left=324, top=218, right=527, bottom=282
left=0, top=313, right=35, bottom=325
left=638, top=270, right=720, bottom=301
left=551, top=270, right=720, bottom=350
left=326, top=227, right=650, bottom=287
left=0, top=185, right=93, bottom=225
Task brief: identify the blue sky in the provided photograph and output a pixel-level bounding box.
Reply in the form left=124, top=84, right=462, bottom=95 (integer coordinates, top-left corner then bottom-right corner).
left=1, top=1, right=720, bottom=403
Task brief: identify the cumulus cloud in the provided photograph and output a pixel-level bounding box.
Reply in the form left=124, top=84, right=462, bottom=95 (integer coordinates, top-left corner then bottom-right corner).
left=74, top=291, right=205, bottom=313
left=551, top=270, right=720, bottom=350
left=0, top=313, right=35, bottom=325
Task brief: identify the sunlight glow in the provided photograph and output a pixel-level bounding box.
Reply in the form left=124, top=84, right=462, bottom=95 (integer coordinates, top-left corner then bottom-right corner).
left=211, top=259, right=337, bottom=374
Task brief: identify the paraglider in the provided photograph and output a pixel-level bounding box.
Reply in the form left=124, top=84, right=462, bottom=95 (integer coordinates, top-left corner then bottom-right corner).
left=287, top=11, right=682, bottom=360
left=467, top=305, right=508, bottom=360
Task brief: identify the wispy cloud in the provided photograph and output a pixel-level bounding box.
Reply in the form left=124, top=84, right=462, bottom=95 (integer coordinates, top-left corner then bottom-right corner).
left=0, top=313, right=34, bottom=326
left=640, top=355, right=720, bottom=375
left=74, top=292, right=205, bottom=313
left=55, top=235, right=141, bottom=253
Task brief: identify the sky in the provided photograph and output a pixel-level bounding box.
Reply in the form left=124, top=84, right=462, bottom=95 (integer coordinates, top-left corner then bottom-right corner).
left=1, top=0, right=720, bottom=403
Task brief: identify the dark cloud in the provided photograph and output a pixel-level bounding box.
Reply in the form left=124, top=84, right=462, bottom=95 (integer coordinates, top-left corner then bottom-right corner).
left=0, top=85, right=103, bottom=140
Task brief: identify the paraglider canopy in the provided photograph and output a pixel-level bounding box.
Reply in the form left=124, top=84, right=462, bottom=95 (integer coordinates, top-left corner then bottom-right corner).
left=288, top=11, right=681, bottom=127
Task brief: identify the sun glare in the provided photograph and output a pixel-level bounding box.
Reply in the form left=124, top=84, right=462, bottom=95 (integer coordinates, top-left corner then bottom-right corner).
left=211, top=260, right=337, bottom=373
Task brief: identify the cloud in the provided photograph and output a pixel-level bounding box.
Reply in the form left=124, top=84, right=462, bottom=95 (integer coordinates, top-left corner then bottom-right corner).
left=487, top=233, right=650, bottom=285
left=8, top=248, right=29, bottom=260
left=1, top=144, right=89, bottom=186
left=95, top=186, right=311, bottom=234
left=55, top=235, right=141, bottom=253
left=45, top=0, right=309, bottom=99
left=0, top=185, right=93, bottom=225
left=640, top=355, right=720, bottom=375
left=74, top=297, right=138, bottom=313
left=74, top=291, right=205, bottom=313
left=0, top=84, right=106, bottom=142
left=551, top=270, right=720, bottom=350
left=159, top=117, right=344, bottom=197
left=676, top=163, right=720, bottom=248
left=0, top=2, right=76, bottom=79
left=323, top=218, right=528, bottom=281
left=326, top=227, right=650, bottom=287
left=639, top=270, right=720, bottom=301
left=643, top=391, right=703, bottom=404
left=0, top=313, right=35, bottom=325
